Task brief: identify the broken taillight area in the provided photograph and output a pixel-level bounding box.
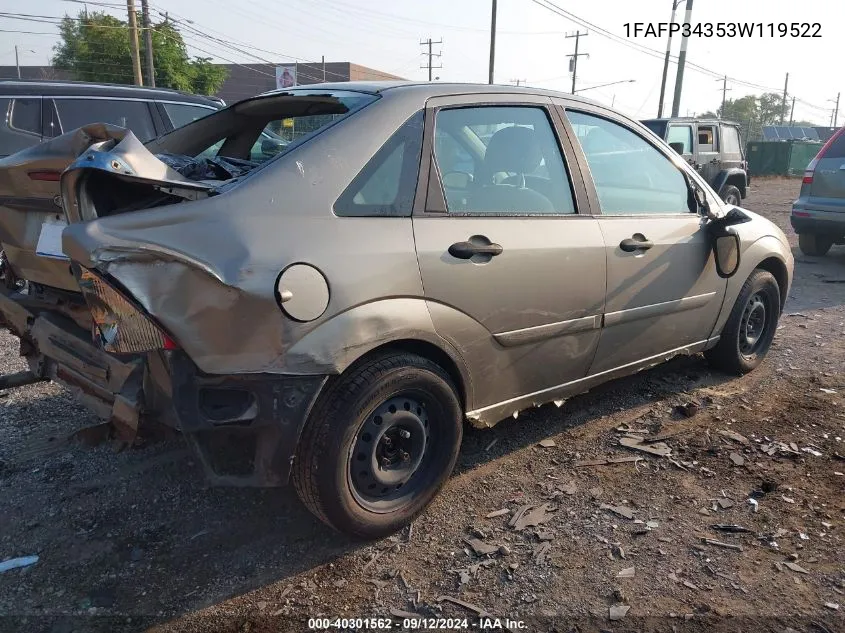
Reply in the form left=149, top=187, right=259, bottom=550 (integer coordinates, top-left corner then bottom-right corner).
left=75, top=267, right=178, bottom=354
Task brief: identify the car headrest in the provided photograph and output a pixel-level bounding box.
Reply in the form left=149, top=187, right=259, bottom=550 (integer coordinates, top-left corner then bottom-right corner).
left=480, top=126, right=542, bottom=181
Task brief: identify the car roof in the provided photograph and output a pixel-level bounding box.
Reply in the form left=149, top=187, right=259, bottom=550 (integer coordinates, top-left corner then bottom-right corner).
left=0, top=79, right=221, bottom=105
left=259, top=80, right=606, bottom=107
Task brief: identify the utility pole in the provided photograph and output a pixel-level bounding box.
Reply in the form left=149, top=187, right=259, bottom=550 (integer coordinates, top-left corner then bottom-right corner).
left=15, top=45, right=20, bottom=79
left=718, top=75, right=731, bottom=118
left=510, top=78, right=527, bottom=87
left=488, top=0, right=497, bottom=84
left=322, top=55, right=326, bottom=81
left=789, top=96, right=795, bottom=125
left=126, top=0, right=143, bottom=86
left=834, top=92, right=841, bottom=128
left=420, top=38, right=442, bottom=81
left=140, top=0, right=155, bottom=87
left=779, top=72, right=789, bottom=125
left=670, top=0, right=693, bottom=117
left=658, top=0, right=685, bottom=117
left=565, top=31, right=588, bottom=94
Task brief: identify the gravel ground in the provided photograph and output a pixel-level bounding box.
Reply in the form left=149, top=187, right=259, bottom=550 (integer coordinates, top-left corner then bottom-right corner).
left=0, top=177, right=843, bottom=633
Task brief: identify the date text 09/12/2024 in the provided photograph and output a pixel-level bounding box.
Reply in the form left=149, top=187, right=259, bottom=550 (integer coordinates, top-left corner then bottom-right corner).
left=623, top=22, right=821, bottom=38
left=307, top=617, right=527, bottom=630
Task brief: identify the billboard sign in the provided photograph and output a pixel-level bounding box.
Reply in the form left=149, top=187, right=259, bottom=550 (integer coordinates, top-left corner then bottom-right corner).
left=276, top=64, right=297, bottom=89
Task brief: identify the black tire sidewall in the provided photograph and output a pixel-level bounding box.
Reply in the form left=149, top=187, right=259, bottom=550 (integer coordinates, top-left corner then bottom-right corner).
left=311, top=360, right=462, bottom=538
left=721, top=185, right=741, bottom=207
left=726, top=271, right=781, bottom=372
left=798, top=233, right=832, bottom=257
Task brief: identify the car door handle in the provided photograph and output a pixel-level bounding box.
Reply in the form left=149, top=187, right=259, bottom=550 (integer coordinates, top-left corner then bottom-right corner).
left=448, top=241, right=503, bottom=259
left=619, top=236, right=654, bottom=252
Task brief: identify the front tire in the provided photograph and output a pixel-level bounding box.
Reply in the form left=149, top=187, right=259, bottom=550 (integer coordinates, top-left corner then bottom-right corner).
left=705, top=269, right=781, bottom=375
left=719, top=184, right=742, bottom=207
left=798, top=233, right=833, bottom=257
left=292, top=352, right=463, bottom=539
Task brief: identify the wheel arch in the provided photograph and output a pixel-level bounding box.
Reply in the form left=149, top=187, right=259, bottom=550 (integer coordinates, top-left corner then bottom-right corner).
left=756, top=256, right=789, bottom=309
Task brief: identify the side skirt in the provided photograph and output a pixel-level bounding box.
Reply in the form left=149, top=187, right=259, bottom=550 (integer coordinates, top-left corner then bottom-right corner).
left=465, top=337, right=720, bottom=428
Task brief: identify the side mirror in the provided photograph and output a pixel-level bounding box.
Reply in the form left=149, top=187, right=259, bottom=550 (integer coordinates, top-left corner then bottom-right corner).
left=713, top=232, right=741, bottom=278
left=706, top=207, right=752, bottom=278
left=261, top=138, right=285, bottom=156
left=669, top=142, right=685, bottom=154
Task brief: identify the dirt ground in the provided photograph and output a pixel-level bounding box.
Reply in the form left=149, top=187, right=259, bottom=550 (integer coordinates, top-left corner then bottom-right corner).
left=1, top=177, right=843, bottom=633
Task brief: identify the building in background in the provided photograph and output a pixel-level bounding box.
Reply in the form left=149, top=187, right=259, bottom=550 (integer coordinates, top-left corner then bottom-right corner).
left=0, top=61, right=405, bottom=104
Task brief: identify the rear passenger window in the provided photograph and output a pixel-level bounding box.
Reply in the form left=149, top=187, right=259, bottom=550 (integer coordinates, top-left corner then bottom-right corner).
left=9, top=98, right=41, bottom=135
left=567, top=110, right=690, bottom=215
left=666, top=125, right=693, bottom=154
left=721, top=126, right=742, bottom=155
left=825, top=132, right=845, bottom=159
left=162, top=102, right=216, bottom=129
left=335, top=110, right=424, bottom=217
left=697, top=125, right=718, bottom=152
left=434, top=106, right=575, bottom=215
left=55, top=99, right=156, bottom=141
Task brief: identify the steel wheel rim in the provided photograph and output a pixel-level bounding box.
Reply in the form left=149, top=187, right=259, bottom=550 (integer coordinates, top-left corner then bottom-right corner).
left=725, top=192, right=740, bottom=206
left=739, top=292, right=768, bottom=356
left=349, top=393, right=433, bottom=513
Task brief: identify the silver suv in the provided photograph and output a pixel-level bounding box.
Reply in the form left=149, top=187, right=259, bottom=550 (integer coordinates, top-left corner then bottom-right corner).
left=792, top=126, right=845, bottom=256
left=0, top=83, right=793, bottom=537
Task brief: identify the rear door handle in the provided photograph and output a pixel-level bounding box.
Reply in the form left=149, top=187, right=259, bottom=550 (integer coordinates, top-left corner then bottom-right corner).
left=619, top=236, right=654, bottom=252
left=448, top=240, right=503, bottom=260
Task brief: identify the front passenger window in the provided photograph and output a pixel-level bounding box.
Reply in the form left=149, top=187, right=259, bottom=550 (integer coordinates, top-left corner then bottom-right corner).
left=567, top=111, right=690, bottom=215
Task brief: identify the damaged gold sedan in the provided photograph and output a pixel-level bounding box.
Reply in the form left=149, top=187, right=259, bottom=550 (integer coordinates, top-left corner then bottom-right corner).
left=0, top=83, right=793, bottom=537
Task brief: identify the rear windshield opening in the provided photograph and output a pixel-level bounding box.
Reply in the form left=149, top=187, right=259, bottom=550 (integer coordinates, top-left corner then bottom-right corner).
left=150, top=91, right=378, bottom=183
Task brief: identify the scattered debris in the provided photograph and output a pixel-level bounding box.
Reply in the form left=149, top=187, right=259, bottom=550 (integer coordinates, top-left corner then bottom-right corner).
left=575, top=456, right=641, bottom=467
left=711, top=524, right=752, bottom=534
left=683, top=580, right=700, bottom=591
left=600, top=504, right=635, bottom=520
left=437, top=595, right=491, bottom=617
left=701, top=538, right=743, bottom=552
left=0, top=555, right=38, bottom=573
left=538, top=439, right=556, bottom=448
left=390, top=607, right=421, bottom=619
left=485, top=508, right=510, bottom=519
left=717, top=498, right=735, bottom=509
left=509, top=504, right=555, bottom=530
left=560, top=481, right=577, bottom=495
left=619, top=436, right=672, bottom=457
left=616, top=567, right=635, bottom=578
left=824, top=603, right=840, bottom=611
left=533, top=542, right=551, bottom=564
left=748, top=499, right=759, bottom=513
left=729, top=452, right=745, bottom=466
left=609, top=604, right=630, bottom=621
left=717, top=429, right=750, bottom=446
left=819, top=388, right=837, bottom=394
left=782, top=495, right=795, bottom=504
left=484, top=438, right=498, bottom=452
left=674, top=402, right=700, bottom=418
left=802, top=447, right=823, bottom=457
left=463, top=537, right=498, bottom=556
left=784, top=562, right=809, bottom=574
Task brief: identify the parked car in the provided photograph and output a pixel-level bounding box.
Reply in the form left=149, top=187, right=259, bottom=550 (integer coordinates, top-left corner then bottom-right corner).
left=641, top=117, right=749, bottom=206
left=0, top=82, right=793, bottom=538
left=791, top=125, right=845, bottom=256
left=0, top=79, right=223, bottom=158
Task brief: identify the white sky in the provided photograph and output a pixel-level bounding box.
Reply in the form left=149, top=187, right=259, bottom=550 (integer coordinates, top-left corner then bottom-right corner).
left=2, top=0, right=843, bottom=125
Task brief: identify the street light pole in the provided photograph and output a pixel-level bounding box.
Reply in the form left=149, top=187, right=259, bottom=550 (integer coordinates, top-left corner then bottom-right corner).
left=657, top=0, right=684, bottom=117
left=488, top=0, right=497, bottom=84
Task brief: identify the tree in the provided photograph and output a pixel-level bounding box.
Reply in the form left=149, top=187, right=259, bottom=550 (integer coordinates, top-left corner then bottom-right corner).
left=53, top=11, right=227, bottom=95
left=758, top=92, right=787, bottom=125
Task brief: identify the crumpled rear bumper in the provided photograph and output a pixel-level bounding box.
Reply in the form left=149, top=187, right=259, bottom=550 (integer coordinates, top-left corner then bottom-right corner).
left=0, top=285, right=328, bottom=487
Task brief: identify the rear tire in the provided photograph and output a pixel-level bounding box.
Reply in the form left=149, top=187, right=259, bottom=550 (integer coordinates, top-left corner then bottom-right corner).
left=705, top=269, right=781, bottom=375
left=719, top=184, right=742, bottom=207
left=798, top=233, right=833, bottom=257
left=292, top=352, right=462, bottom=539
